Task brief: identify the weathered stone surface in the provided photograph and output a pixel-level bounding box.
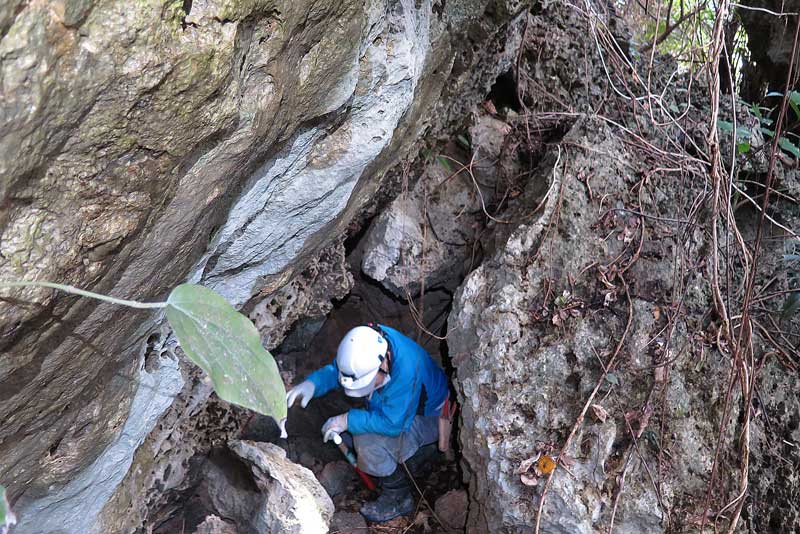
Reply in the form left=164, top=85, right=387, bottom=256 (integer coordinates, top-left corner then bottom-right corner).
left=11, top=345, right=184, bottom=534
left=229, top=440, right=334, bottom=534
left=434, top=489, right=468, bottom=530
left=739, top=0, right=799, bottom=100
left=249, top=240, right=354, bottom=351
left=317, top=460, right=356, bottom=498
left=448, top=118, right=727, bottom=533
left=192, top=515, right=237, bottom=534
left=330, top=511, right=368, bottom=534
left=0, top=0, right=533, bottom=531
left=361, top=114, right=511, bottom=297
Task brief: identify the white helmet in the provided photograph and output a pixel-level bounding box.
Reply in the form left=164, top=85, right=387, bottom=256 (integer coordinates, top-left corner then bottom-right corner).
left=336, top=326, right=388, bottom=397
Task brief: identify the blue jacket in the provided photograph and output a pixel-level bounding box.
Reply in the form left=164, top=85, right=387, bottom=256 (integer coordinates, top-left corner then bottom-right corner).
left=306, top=325, right=448, bottom=437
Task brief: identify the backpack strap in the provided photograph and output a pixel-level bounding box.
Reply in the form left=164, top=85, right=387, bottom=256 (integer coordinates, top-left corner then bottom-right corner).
left=366, top=322, right=392, bottom=366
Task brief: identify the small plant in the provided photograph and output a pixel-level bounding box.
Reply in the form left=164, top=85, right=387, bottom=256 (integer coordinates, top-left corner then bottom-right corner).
left=552, top=290, right=583, bottom=326
left=718, top=92, right=800, bottom=159
left=1, top=282, right=287, bottom=433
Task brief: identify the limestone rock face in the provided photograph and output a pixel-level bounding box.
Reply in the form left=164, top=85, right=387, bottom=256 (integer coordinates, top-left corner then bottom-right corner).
left=0, top=0, right=532, bottom=532
left=434, top=488, right=469, bottom=531
left=448, top=119, right=724, bottom=533
left=739, top=0, right=799, bottom=100
left=361, top=115, right=512, bottom=296
left=192, top=516, right=237, bottom=534
left=229, top=440, right=334, bottom=534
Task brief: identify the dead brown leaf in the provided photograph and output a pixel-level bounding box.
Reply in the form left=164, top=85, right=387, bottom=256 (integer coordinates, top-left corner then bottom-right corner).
left=590, top=403, right=609, bottom=422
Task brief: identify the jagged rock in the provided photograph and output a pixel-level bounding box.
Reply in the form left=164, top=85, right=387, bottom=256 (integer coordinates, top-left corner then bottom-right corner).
left=249, top=240, right=354, bottom=351
left=330, top=511, right=368, bottom=534
left=434, top=489, right=468, bottom=530
left=739, top=0, right=799, bottom=100
left=201, top=453, right=264, bottom=533
left=448, top=118, right=726, bottom=533
left=192, top=515, right=237, bottom=534
left=361, top=114, right=511, bottom=297
left=317, top=460, right=357, bottom=498
left=229, top=440, right=334, bottom=534
left=0, top=0, right=534, bottom=532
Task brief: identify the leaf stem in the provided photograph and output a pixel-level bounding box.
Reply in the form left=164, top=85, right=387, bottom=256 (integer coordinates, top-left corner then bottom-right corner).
left=0, top=281, right=168, bottom=309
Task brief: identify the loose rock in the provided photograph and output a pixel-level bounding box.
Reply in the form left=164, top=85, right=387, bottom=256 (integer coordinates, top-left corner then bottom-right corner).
left=434, top=489, right=468, bottom=530
left=192, top=515, right=237, bottom=534
left=229, top=440, right=334, bottom=534
left=318, top=461, right=357, bottom=498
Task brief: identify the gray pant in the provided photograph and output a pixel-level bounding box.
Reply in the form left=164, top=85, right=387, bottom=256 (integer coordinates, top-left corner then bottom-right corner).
left=351, top=415, right=439, bottom=477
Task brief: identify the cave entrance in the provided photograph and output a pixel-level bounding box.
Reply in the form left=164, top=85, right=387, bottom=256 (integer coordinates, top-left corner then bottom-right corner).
left=269, top=225, right=465, bottom=532
left=147, top=102, right=553, bottom=533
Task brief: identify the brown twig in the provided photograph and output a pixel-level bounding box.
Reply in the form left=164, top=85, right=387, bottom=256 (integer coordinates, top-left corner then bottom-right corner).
left=534, top=276, right=633, bottom=534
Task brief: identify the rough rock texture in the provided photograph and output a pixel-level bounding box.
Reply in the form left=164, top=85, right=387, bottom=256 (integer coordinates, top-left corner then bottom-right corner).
left=229, top=440, right=334, bottom=534
left=144, top=439, right=333, bottom=533
left=449, top=116, right=734, bottom=533
left=97, top=373, right=249, bottom=533
left=192, top=516, right=237, bottom=534
left=739, top=0, right=799, bottom=100
left=444, top=7, right=800, bottom=523
left=330, top=511, right=368, bottom=534
left=317, top=460, right=356, bottom=498
left=248, top=240, right=354, bottom=351
left=0, top=0, right=533, bottom=531
left=10, top=333, right=185, bottom=534
left=435, top=489, right=469, bottom=531
left=362, top=115, right=512, bottom=297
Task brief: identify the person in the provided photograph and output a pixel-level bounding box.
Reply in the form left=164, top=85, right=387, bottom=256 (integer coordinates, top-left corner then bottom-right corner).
left=286, top=323, right=449, bottom=522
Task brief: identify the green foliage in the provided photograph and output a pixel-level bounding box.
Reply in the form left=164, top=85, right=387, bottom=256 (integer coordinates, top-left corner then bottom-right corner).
left=778, top=137, right=800, bottom=159
left=605, top=372, right=621, bottom=386
left=166, top=284, right=286, bottom=423
left=0, top=282, right=287, bottom=426
left=717, top=101, right=800, bottom=159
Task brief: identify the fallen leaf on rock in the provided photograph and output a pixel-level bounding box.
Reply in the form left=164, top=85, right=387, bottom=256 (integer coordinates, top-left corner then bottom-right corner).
left=535, top=455, right=556, bottom=476
left=590, top=403, right=609, bottom=422
left=413, top=510, right=432, bottom=532
left=521, top=473, right=539, bottom=486
left=517, top=454, right=541, bottom=474
left=482, top=100, right=498, bottom=115
left=558, top=453, right=576, bottom=468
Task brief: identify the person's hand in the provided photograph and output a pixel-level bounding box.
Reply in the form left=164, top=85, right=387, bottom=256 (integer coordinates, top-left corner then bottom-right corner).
left=322, top=413, right=348, bottom=443
left=286, top=380, right=315, bottom=408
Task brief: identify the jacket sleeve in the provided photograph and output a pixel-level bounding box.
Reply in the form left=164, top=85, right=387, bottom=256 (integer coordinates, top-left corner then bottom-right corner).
left=347, top=381, right=418, bottom=437
left=305, top=361, right=340, bottom=398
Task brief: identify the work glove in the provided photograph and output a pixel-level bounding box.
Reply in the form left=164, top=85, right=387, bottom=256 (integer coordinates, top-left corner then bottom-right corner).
left=286, top=380, right=315, bottom=409
left=322, top=412, right=348, bottom=443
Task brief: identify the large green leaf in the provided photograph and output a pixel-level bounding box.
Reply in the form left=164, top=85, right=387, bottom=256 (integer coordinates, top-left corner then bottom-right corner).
left=165, top=284, right=286, bottom=424
left=779, top=137, right=800, bottom=159
left=1, top=485, right=15, bottom=533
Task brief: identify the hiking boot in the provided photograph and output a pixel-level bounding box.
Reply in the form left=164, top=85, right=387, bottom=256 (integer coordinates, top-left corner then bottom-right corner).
left=359, top=465, right=414, bottom=522
left=405, top=442, right=438, bottom=475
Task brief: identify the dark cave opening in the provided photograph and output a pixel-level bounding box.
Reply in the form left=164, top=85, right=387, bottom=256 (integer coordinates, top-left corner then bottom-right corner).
left=150, top=215, right=467, bottom=533
left=487, top=69, right=522, bottom=113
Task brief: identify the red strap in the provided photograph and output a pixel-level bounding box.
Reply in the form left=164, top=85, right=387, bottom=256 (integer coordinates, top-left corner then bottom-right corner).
left=356, top=467, right=378, bottom=491
left=441, top=397, right=457, bottom=419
